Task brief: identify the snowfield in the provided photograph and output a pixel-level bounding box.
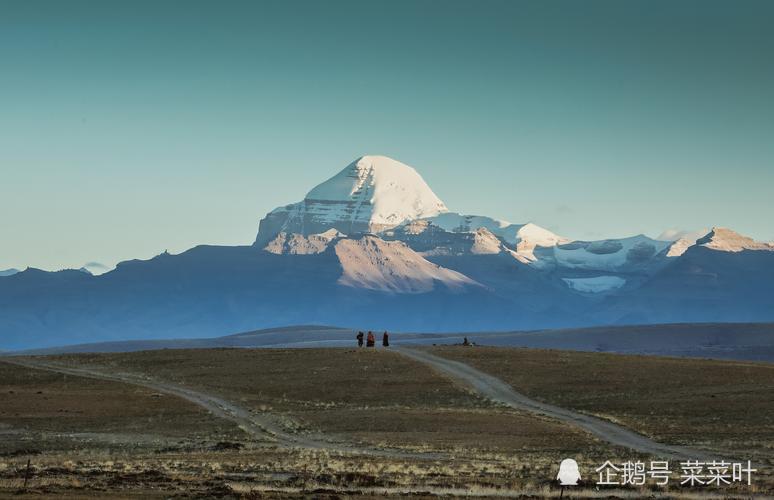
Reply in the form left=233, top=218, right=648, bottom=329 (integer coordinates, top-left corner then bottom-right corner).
left=562, top=275, right=627, bottom=293
left=551, top=235, right=671, bottom=272
left=423, top=213, right=566, bottom=248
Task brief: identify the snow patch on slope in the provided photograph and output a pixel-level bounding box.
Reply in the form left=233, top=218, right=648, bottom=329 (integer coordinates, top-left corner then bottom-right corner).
left=658, top=228, right=709, bottom=257
left=658, top=228, right=709, bottom=242
left=425, top=213, right=565, bottom=247
left=552, top=235, right=671, bottom=271
left=80, top=262, right=111, bottom=275
left=563, top=276, right=626, bottom=293
left=334, top=235, right=478, bottom=293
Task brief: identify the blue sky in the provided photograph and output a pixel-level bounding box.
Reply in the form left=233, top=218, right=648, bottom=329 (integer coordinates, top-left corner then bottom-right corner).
left=2, top=0, right=773, bottom=271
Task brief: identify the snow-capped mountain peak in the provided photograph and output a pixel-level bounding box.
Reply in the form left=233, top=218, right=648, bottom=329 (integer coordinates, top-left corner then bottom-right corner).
left=306, top=155, right=448, bottom=223
left=255, top=155, right=448, bottom=245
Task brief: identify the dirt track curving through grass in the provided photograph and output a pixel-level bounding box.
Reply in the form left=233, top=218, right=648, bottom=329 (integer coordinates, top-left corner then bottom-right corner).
left=2, top=358, right=441, bottom=459
left=394, top=346, right=704, bottom=460
left=5, top=350, right=716, bottom=460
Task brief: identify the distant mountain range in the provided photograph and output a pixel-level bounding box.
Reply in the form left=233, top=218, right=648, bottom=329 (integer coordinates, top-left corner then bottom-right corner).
left=2, top=155, right=773, bottom=350
left=12, top=323, right=774, bottom=363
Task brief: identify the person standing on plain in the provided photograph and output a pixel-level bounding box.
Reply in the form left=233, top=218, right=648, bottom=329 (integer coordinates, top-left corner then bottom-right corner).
left=382, top=331, right=389, bottom=347
left=356, top=331, right=364, bottom=347
left=366, top=331, right=375, bottom=347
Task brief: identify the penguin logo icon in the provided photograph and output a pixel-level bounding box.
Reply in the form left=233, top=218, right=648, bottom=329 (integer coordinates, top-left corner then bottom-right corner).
left=557, top=458, right=581, bottom=486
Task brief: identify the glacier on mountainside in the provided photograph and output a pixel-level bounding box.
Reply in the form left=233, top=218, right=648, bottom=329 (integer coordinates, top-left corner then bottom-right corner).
left=562, top=275, right=626, bottom=293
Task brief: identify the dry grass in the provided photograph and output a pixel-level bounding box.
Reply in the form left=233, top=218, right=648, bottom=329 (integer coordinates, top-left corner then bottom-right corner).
left=431, top=346, right=774, bottom=459
left=46, top=348, right=485, bottom=411
left=295, top=406, right=608, bottom=455
left=0, top=360, right=242, bottom=455
left=2, top=347, right=772, bottom=497
left=1, top=447, right=767, bottom=498
left=41, top=348, right=621, bottom=455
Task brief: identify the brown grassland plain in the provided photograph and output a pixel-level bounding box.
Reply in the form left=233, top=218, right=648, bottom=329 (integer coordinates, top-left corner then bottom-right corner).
left=431, top=346, right=774, bottom=460
left=39, top=348, right=612, bottom=455
left=0, top=347, right=771, bottom=497
left=0, top=360, right=243, bottom=454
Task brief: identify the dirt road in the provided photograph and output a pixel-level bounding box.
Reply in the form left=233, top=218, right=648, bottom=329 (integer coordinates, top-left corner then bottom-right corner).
left=394, top=346, right=704, bottom=460
left=6, top=351, right=712, bottom=460
left=2, top=358, right=439, bottom=458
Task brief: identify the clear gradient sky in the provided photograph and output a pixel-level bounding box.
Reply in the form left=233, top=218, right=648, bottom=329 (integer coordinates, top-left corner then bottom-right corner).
left=2, top=0, right=773, bottom=272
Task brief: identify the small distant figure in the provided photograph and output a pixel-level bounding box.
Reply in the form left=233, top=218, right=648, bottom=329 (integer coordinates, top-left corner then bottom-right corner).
left=356, top=331, right=364, bottom=347
left=366, top=331, right=375, bottom=347
left=462, top=337, right=470, bottom=346
left=382, top=331, right=389, bottom=347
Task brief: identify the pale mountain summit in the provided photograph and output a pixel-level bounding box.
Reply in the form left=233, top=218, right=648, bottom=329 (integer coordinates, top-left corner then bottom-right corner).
left=512, top=223, right=570, bottom=262
left=695, top=227, right=774, bottom=252
left=659, top=228, right=710, bottom=257
left=659, top=227, right=773, bottom=257
left=658, top=228, right=710, bottom=242
left=255, top=155, right=448, bottom=245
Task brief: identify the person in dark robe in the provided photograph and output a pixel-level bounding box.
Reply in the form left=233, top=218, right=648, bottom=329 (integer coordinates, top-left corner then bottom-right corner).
left=382, top=331, right=389, bottom=347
